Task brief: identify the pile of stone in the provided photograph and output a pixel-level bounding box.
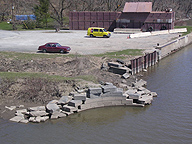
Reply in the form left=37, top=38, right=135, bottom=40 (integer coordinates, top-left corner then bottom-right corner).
left=9, top=80, right=157, bottom=124
left=102, top=60, right=132, bottom=79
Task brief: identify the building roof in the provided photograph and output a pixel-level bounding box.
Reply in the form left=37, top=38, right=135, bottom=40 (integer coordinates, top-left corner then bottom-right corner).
left=123, top=2, right=152, bottom=13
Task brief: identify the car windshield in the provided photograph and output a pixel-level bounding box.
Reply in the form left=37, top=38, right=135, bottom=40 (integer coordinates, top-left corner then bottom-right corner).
left=103, top=29, right=107, bottom=32
left=56, top=43, right=61, bottom=47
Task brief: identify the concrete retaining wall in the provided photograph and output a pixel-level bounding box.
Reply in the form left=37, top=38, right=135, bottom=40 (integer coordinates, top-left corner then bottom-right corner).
left=156, top=32, right=192, bottom=59
left=129, top=28, right=187, bottom=38
left=130, top=31, right=192, bottom=74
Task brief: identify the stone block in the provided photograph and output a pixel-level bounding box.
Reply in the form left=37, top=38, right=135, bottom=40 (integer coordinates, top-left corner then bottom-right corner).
left=87, top=94, right=101, bottom=98
left=63, top=105, right=78, bottom=112
left=138, top=87, right=151, bottom=94
left=28, top=106, right=46, bottom=111
left=58, top=96, right=72, bottom=105
left=20, top=119, right=29, bottom=124
left=35, top=116, right=41, bottom=123
left=125, top=89, right=137, bottom=95
left=32, top=116, right=49, bottom=122
left=132, top=79, right=147, bottom=88
left=29, top=111, right=48, bottom=117
left=138, top=95, right=153, bottom=105
left=46, top=103, right=60, bottom=113
left=16, top=109, right=28, bottom=115
left=104, top=82, right=114, bottom=85
left=108, top=66, right=130, bottom=75
left=88, top=87, right=102, bottom=94
left=48, top=100, right=59, bottom=104
left=128, top=93, right=141, bottom=100
left=51, top=111, right=66, bottom=119
left=5, top=106, right=16, bottom=111
left=108, top=62, right=122, bottom=67
left=149, top=92, right=157, bottom=97
left=101, top=85, right=117, bottom=93
left=101, top=91, right=123, bottom=97
left=87, top=87, right=102, bottom=98
left=43, top=116, right=50, bottom=121
left=29, top=117, right=36, bottom=122
left=68, top=100, right=82, bottom=107
left=122, top=73, right=130, bottom=79
left=116, top=59, right=125, bottom=64
left=10, top=115, right=24, bottom=123
left=73, top=93, right=86, bottom=101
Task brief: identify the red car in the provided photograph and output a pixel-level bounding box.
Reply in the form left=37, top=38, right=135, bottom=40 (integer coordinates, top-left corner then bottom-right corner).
left=38, top=42, right=71, bottom=53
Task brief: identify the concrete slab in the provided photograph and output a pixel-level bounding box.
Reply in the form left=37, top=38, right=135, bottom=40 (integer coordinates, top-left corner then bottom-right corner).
left=108, top=62, right=122, bottom=67
left=29, top=111, right=48, bottom=117
left=68, top=100, right=82, bottom=107
left=10, top=115, right=24, bottom=122
left=101, top=85, right=117, bottom=93
left=73, top=93, right=86, bottom=101
left=63, top=105, right=78, bottom=112
left=108, top=66, right=131, bottom=75
left=28, top=106, right=46, bottom=111
left=128, top=93, right=142, bottom=99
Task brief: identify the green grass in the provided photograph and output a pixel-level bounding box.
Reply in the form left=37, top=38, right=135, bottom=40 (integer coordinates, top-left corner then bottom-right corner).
left=175, top=26, right=192, bottom=35
left=0, top=22, right=13, bottom=30
left=0, top=51, right=80, bottom=60
left=93, top=49, right=143, bottom=59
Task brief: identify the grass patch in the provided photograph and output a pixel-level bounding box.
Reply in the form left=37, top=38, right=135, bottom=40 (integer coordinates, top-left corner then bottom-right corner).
left=0, top=22, right=13, bottom=30
left=175, top=26, right=192, bottom=35
left=0, top=51, right=79, bottom=60
left=93, top=49, right=143, bottom=59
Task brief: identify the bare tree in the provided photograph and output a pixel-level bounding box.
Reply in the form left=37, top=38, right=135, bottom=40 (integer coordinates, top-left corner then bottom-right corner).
left=49, top=0, right=72, bottom=27
left=0, top=0, right=12, bottom=21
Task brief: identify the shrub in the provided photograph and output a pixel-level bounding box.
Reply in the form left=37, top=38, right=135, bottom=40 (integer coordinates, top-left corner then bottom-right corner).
left=22, top=20, right=36, bottom=29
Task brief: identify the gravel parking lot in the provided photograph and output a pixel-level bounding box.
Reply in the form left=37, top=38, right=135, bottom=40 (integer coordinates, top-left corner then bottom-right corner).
left=0, top=30, right=179, bottom=55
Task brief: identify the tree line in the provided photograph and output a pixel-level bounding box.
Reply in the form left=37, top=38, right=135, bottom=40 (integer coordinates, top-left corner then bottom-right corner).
left=0, top=0, right=191, bottom=28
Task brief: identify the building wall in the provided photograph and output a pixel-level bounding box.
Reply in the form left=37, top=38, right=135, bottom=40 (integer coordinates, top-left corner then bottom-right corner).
left=116, top=12, right=174, bottom=31
left=69, top=11, right=175, bottom=31
left=69, top=11, right=121, bottom=31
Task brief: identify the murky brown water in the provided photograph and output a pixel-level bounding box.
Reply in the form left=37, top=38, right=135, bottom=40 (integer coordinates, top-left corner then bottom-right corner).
left=1, top=44, right=192, bottom=144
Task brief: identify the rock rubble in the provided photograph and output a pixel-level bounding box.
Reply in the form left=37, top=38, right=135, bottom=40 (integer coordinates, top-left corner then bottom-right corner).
left=9, top=79, right=157, bottom=123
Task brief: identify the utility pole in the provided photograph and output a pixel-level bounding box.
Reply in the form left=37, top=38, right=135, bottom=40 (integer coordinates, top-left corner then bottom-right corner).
left=12, top=0, right=16, bottom=30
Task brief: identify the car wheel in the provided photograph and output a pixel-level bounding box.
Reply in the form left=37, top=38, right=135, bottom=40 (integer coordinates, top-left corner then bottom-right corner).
left=103, top=35, right=107, bottom=38
left=90, top=34, right=94, bottom=37
left=60, top=50, right=64, bottom=53
left=43, top=49, right=47, bottom=53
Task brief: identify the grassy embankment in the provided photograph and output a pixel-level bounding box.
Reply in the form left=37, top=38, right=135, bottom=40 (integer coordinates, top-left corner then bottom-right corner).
left=175, top=26, right=192, bottom=35
left=0, top=49, right=142, bottom=82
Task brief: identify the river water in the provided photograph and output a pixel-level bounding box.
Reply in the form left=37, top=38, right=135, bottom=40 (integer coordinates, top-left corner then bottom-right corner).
left=0, top=44, right=192, bottom=144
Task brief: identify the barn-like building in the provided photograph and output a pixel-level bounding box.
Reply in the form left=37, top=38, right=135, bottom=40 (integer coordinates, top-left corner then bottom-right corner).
left=69, top=2, right=175, bottom=31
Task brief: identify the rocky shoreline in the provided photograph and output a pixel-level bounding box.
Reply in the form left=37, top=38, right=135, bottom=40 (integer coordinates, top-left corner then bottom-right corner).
left=9, top=79, right=157, bottom=123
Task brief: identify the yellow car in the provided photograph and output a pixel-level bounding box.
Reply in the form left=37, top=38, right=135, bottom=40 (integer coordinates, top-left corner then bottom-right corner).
left=87, top=27, right=111, bottom=38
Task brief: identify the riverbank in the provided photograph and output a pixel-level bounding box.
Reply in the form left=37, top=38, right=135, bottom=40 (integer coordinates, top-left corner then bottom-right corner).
left=0, top=30, right=191, bottom=121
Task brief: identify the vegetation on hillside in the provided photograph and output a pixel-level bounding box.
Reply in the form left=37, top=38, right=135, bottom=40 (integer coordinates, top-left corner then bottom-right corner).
left=0, top=0, right=191, bottom=30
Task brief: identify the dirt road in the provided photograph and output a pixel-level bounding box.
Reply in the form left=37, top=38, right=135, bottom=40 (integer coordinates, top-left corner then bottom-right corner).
left=0, top=30, right=179, bottom=55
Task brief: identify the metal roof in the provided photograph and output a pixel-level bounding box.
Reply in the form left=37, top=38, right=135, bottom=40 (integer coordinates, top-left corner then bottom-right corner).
left=123, top=2, right=152, bottom=13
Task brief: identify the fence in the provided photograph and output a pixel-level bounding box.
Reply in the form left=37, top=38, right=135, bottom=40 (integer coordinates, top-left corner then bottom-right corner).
left=131, top=51, right=158, bottom=74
